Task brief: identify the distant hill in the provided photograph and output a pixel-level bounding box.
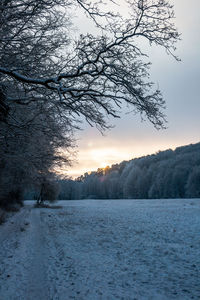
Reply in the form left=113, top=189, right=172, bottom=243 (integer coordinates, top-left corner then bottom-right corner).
left=59, top=142, right=200, bottom=199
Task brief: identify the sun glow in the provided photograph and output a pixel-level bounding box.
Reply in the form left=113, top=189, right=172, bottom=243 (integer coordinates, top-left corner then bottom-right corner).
left=90, top=148, right=121, bottom=161
left=99, top=162, right=109, bottom=169
left=65, top=146, right=134, bottom=178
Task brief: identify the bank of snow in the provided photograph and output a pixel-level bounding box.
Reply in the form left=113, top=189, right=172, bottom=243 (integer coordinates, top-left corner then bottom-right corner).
left=0, top=199, right=200, bottom=299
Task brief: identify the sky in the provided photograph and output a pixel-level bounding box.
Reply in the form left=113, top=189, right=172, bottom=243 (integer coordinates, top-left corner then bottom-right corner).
left=67, top=0, right=200, bottom=178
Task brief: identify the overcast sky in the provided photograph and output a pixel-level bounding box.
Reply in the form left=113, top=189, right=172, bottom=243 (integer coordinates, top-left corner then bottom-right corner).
left=67, top=0, right=200, bottom=178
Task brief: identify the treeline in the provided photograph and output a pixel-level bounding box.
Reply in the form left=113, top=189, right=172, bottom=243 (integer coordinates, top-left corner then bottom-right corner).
left=59, top=142, right=200, bottom=199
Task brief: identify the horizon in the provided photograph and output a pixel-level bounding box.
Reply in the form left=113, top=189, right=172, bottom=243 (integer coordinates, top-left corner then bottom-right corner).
left=65, top=140, right=200, bottom=179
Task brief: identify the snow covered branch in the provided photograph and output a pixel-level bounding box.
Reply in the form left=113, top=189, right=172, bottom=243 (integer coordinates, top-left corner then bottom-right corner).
left=0, top=0, right=180, bottom=130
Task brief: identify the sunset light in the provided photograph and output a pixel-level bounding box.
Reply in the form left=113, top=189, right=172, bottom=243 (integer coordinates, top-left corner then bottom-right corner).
left=1, top=0, right=200, bottom=299
left=100, top=162, right=109, bottom=169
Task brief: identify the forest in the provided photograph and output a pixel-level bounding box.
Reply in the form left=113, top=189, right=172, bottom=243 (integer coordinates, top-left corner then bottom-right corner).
left=57, top=142, right=200, bottom=200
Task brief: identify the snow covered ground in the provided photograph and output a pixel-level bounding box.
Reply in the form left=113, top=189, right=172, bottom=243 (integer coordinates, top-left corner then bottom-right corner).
left=0, top=199, right=200, bottom=300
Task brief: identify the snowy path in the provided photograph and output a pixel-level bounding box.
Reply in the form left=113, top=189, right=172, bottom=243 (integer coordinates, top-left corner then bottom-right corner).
left=0, top=207, right=50, bottom=300
left=0, top=199, right=200, bottom=300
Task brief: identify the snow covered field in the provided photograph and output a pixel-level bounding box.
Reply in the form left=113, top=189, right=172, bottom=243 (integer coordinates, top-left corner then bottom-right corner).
left=0, top=199, right=200, bottom=300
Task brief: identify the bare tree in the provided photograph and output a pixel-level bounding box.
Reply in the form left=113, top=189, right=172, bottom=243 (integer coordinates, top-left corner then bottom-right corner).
left=0, top=0, right=75, bottom=206
left=0, top=98, right=75, bottom=207
left=0, top=0, right=180, bottom=130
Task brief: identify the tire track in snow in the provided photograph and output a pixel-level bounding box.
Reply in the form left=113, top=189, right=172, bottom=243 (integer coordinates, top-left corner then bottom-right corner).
left=24, top=208, right=50, bottom=300
left=0, top=206, right=56, bottom=300
left=0, top=206, right=32, bottom=300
